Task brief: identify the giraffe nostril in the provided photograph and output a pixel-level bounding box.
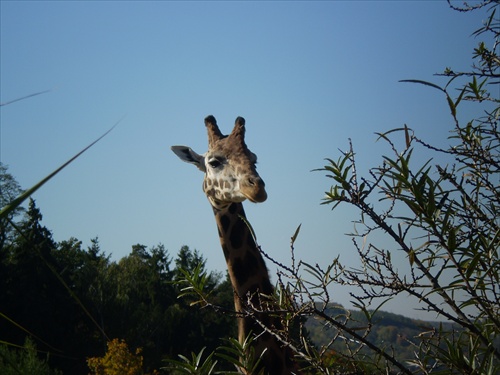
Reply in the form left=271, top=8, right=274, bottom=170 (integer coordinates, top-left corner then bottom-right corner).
left=247, top=177, right=265, bottom=189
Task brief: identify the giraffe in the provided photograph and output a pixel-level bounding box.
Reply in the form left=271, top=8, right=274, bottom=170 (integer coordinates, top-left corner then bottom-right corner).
left=171, top=115, right=299, bottom=375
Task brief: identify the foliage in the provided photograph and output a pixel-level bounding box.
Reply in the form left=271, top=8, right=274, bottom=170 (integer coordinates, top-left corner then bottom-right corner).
left=0, top=163, right=24, bottom=249
left=87, top=338, right=147, bottom=375
left=215, top=335, right=267, bottom=375
left=0, top=338, right=63, bottom=375
left=303, top=1, right=499, bottom=373
left=164, top=347, right=218, bottom=375
left=305, top=302, right=457, bottom=367
left=164, top=333, right=267, bottom=375
left=0, top=188, right=235, bottom=374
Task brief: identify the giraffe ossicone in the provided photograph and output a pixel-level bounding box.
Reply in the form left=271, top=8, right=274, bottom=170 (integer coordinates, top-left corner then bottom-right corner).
left=171, top=115, right=299, bottom=375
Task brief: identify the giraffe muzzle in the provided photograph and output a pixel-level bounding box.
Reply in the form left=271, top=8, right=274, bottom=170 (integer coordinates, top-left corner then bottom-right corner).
left=242, top=177, right=267, bottom=203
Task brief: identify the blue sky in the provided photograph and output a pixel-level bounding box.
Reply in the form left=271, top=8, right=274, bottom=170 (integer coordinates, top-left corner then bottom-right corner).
left=0, top=1, right=492, bottom=319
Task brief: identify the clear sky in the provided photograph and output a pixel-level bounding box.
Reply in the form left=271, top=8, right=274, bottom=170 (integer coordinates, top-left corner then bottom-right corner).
left=0, top=1, right=492, bottom=319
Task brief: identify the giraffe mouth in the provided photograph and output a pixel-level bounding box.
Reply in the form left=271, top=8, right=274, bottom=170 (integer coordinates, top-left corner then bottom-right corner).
left=242, top=186, right=267, bottom=203
left=241, top=176, right=267, bottom=203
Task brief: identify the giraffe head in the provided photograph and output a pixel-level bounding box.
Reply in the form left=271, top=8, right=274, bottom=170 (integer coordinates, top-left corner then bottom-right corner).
left=171, top=115, right=267, bottom=208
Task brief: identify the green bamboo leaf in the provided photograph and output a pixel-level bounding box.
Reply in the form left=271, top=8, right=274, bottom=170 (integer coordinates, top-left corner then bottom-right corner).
left=404, top=124, right=411, bottom=148
left=0, top=119, right=122, bottom=220
left=375, top=127, right=409, bottom=142
left=448, top=228, right=457, bottom=253
left=447, top=93, right=457, bottom=117
left=427, top=181, right=436, bottom=217
left=337, top=154, right=350, bottom=173
left=370, top=297, right=393, bottom=320
left=301, top=261, right=323, bottom=281
left=399, top=153, right=410, bottom=179
left=382, top=156, right=403, bottom=173
left=465, top=253, right=482, bottom=280
left=454, top=86, right=467, bottom=108
left=408, top=248, right=415, bottom=266
left=469, top=76, right=479, bottom=95
left=290, top=223, right=302, bottom=246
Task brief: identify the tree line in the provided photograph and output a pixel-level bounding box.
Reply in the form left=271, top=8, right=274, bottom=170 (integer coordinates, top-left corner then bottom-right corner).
left=0, top=189, right=236, bottom=374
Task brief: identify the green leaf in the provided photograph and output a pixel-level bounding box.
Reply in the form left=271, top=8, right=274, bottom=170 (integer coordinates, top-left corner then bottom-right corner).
left=404, top=124, right=411, bottom=148
left=375, top=127, right=410, bottom=142
left=301, top=261, right=324, bottom=282
left=454, top=86, right=467, bottom=109
left=408, top=248, right=415, bottom=266
left=448, top=228, right=457, bottom=253
left=290, top=224, right=301, bottom=246
left=447, top=93, right=457, bottom=117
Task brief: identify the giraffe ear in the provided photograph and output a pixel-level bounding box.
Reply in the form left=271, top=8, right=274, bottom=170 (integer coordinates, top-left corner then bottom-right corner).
left=171, top=146, right=206, bottom=172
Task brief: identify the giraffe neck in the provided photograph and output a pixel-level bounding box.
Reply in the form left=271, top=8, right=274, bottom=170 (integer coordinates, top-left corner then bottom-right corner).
left=212, top=202, right=274, bottom=308
left=212, top=202, right=298, bottom=375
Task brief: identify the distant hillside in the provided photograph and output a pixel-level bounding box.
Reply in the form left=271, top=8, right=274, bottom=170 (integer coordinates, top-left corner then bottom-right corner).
left=305, top=303, right=455, bottom=363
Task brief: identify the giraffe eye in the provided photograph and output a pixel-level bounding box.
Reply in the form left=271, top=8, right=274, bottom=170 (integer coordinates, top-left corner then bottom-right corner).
left=208, top=158, right=222, bottom=169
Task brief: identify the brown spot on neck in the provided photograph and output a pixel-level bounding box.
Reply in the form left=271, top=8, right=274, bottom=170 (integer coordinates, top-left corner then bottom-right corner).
left=213, top=203, right=271, bottom=294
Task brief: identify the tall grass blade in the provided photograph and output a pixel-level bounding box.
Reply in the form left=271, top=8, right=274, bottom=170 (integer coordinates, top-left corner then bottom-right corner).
left=0, top=89, right=52, bottom=107
left=0, top=118, right=123, bottom=220
left=399, top=79, right=445, bottom=92
left=0, top=311, right=62, bottom=353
